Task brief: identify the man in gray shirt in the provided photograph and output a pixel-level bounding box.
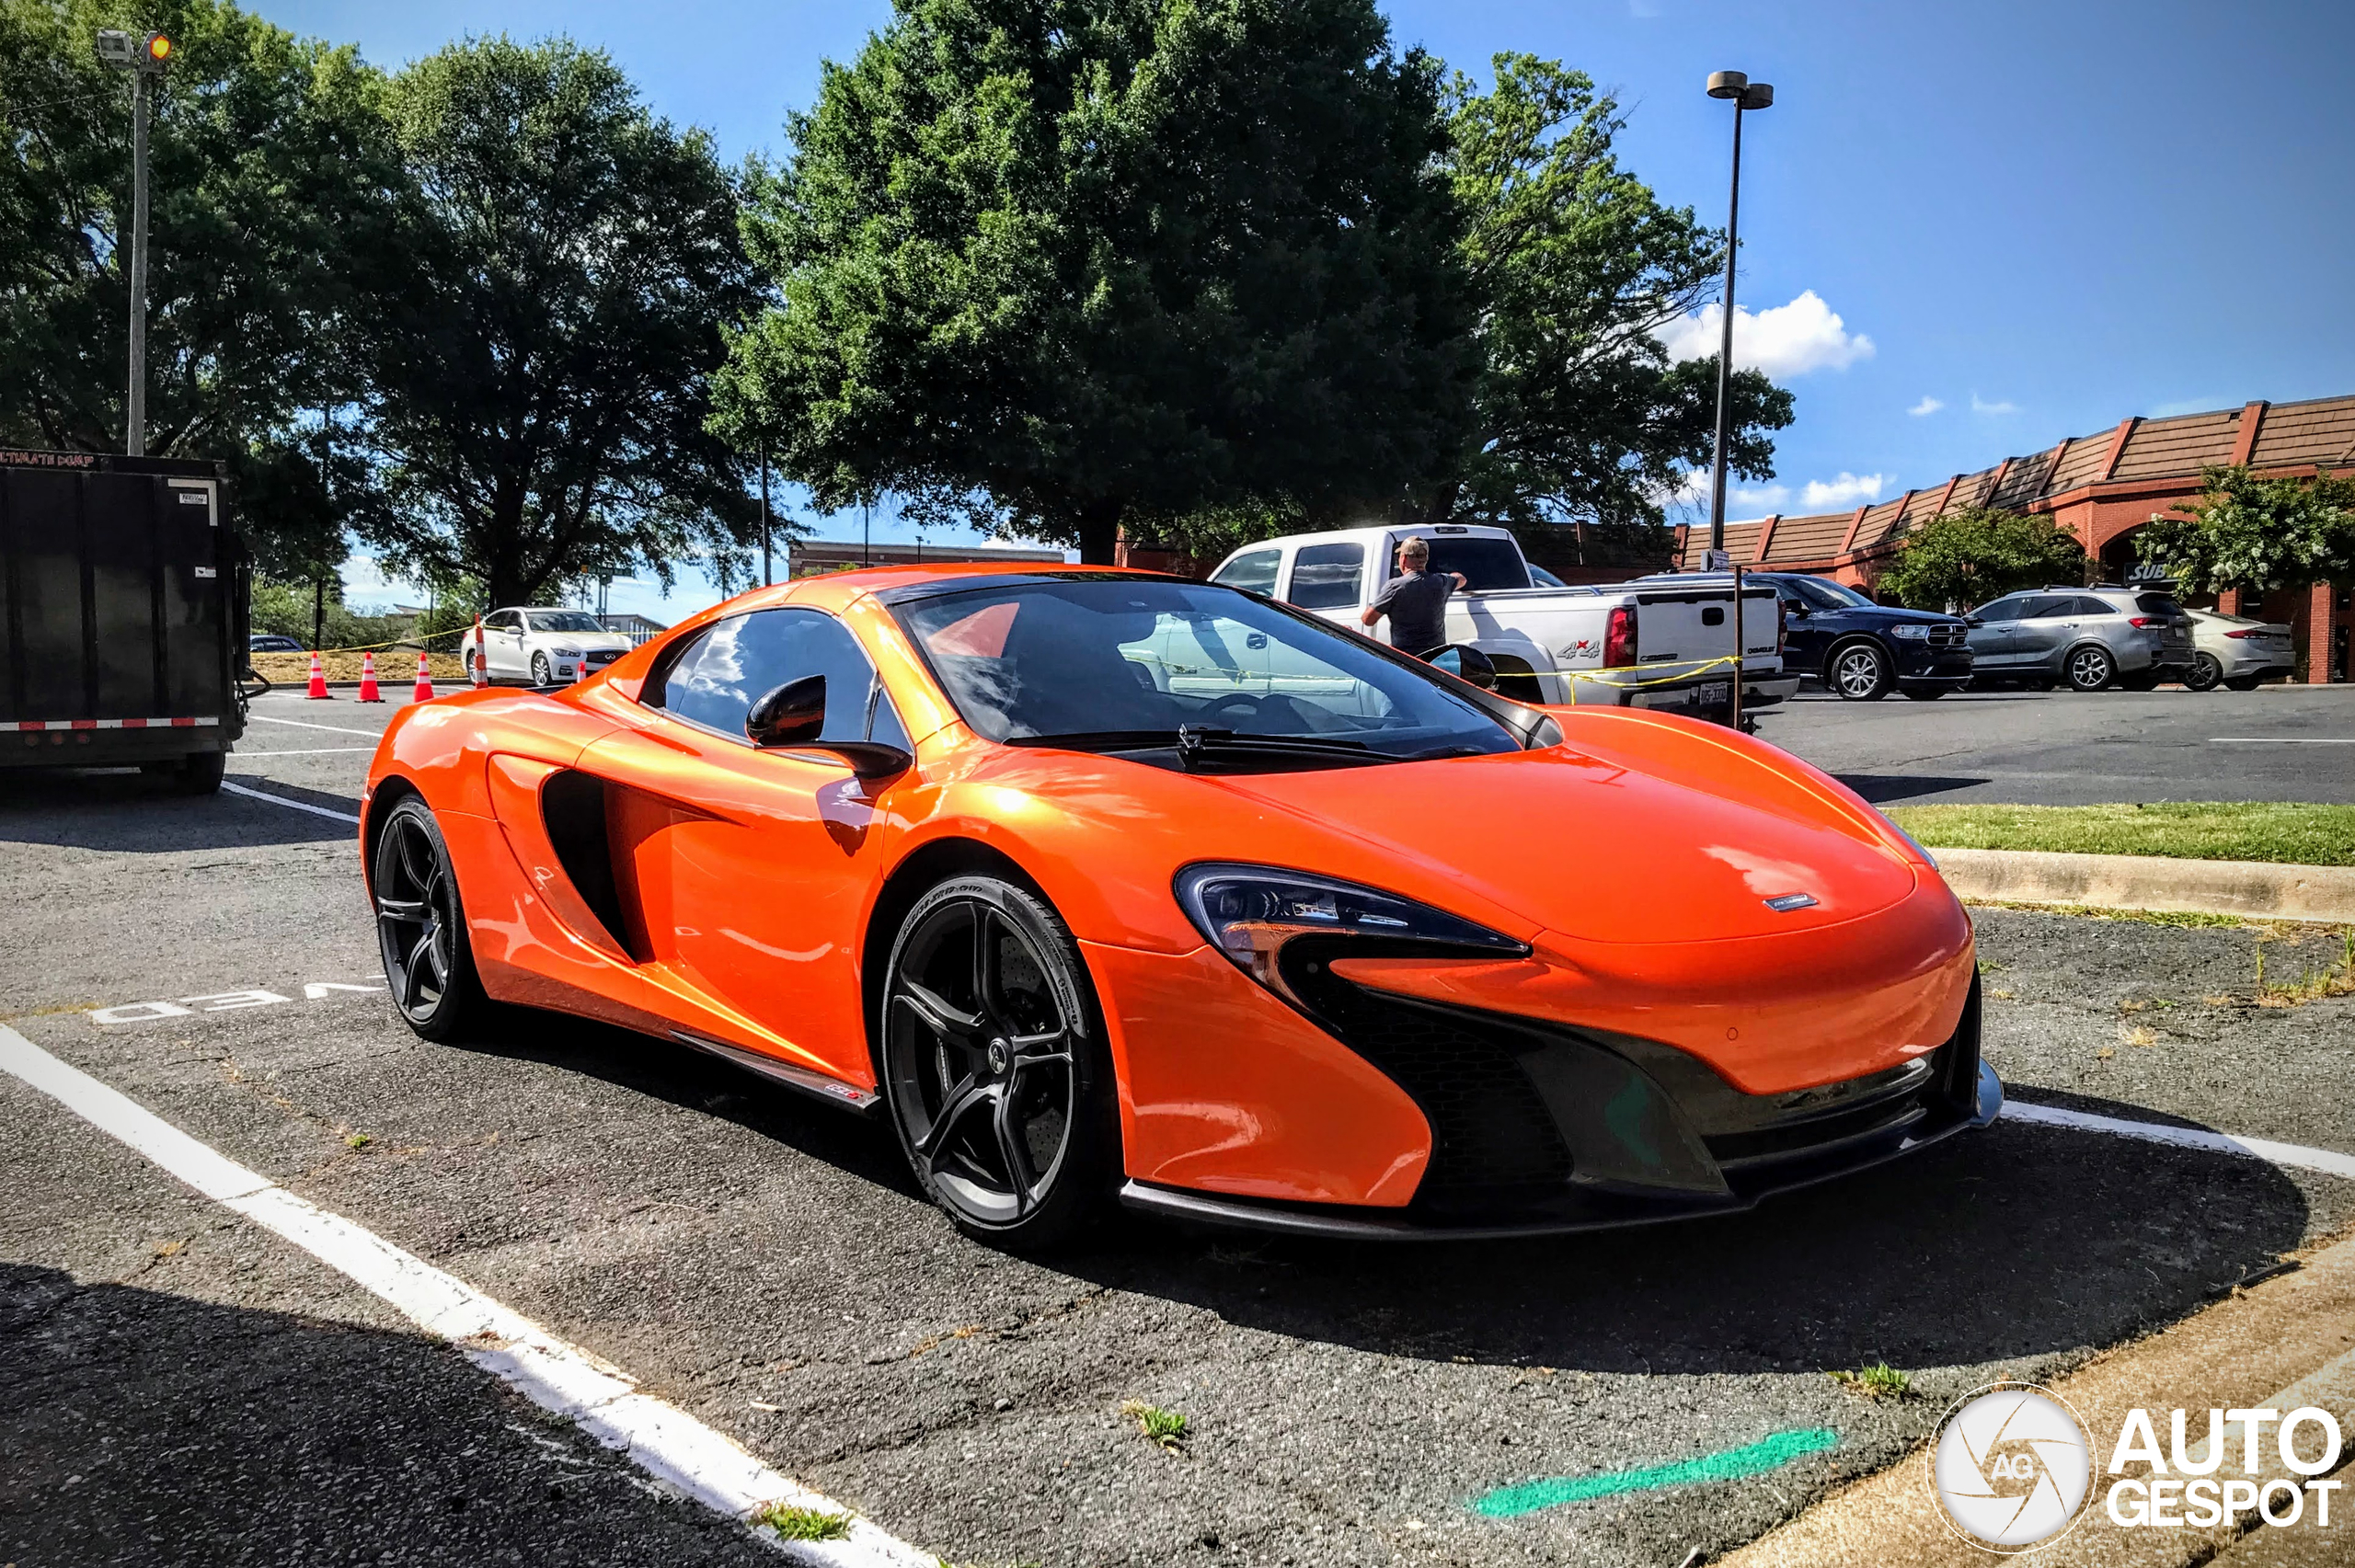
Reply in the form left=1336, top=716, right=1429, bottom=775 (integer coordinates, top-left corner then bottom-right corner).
left=1361, top=536, right=1466, bottom=656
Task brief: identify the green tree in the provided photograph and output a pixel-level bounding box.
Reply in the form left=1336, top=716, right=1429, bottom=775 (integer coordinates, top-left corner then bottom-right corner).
left=1876, top=506, right=2085, bottom=610
left=351, top=38, right=763, bottom=609
left=717, top=0, right=1475, bottom=564
left=0, top=0, right=404, bottom=565
left=1444, top=56, right=1792, bottom=557
left=2136, top=464, right=2355, bottom=596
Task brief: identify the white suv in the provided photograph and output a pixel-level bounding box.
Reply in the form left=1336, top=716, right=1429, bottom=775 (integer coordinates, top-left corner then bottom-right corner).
left=459, top=609, right=634, bottom=686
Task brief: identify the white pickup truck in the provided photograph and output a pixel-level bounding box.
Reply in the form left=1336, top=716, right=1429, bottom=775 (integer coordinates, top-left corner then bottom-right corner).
left=1206, top=523, right=1798, bottom=721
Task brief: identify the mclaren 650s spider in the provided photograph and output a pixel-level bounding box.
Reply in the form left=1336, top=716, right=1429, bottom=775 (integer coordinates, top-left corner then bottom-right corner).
left=362, top=565, right=1999, bottom=1248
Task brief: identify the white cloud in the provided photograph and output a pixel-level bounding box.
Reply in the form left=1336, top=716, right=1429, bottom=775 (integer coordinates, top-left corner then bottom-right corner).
left=1970, top=393, right=2018, bottom=415
left=1657, top=290, right=1877, bottom=378
left=1799, top=472, right=1891, bottom=509
left=1908, top=395, right=1945, bottom=417
left=1733, top=483, right=1790, bottom=510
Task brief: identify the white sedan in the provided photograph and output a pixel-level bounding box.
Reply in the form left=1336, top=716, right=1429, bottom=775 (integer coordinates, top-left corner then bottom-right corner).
left=2184, top=608, right=2297, bottom=692
left=458, top=608, right=635, bottom=686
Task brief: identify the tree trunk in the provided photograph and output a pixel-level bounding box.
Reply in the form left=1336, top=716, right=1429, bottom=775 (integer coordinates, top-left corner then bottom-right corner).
left=1075, top=502, right=1122, bottom=567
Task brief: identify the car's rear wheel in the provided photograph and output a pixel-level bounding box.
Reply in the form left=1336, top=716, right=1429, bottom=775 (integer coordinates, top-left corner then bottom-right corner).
left=1829, top=640, right=1892, bottom=701
left=880, top=876, right=1117, bottom=1250
left=2185, top=653, right=2224, bottom=692
left=2064, top=644, right=2115, bottom=692
left=373, top=796, right=492, bottom=1042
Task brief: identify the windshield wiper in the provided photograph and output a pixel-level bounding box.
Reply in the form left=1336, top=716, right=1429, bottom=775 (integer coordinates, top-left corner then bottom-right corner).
left=1004, top=727, right=1384, bottom=770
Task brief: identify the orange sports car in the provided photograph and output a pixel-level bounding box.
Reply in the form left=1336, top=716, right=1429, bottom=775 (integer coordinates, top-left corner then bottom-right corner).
left=362, top=566, right=1997, bottom=1247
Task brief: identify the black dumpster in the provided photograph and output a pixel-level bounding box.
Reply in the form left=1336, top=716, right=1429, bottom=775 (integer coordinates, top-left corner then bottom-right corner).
left=0, top=447, right=247, bottom=793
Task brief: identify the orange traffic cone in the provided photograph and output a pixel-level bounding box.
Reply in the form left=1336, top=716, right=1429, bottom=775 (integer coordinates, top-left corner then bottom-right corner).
left=471, top=618, right=488, bottom=689
left=305, top=650, right=330, bottom=700
left=357, top=651, right=383, bottom=703
left=412, top=650, right=435, bottom=704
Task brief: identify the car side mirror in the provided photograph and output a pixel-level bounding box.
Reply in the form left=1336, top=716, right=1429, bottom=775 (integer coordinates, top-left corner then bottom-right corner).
left=746, top=674, right=913, bottom=780
left=1786, top=603, right=1810, bottom=618
left=1426, top=644, right=1497, bottom=690
left=1964, top=615, right=1984, bottom=627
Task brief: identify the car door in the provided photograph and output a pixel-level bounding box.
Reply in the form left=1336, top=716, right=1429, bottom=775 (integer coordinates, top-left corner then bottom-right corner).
left=484, top=611, right=529, bottom=679
left=1964, top=595, right=2028, bottom=667
left=2008, top=596, right=2083, bottom=673
left=579, top=606, right=913, bottom=1087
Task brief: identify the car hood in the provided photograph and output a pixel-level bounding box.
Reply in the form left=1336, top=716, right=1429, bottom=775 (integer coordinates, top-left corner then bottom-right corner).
left=1858, top=605, right=1960, bottom=626
left=1207, top=716, right=1921, bottom=945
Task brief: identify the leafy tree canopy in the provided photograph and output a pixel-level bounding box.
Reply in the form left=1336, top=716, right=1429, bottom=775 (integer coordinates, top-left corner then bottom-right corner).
left=1444, top=55, right=1791, bottom=559
left=2136, top=464, right=2355, bottom=596
left=350, top=37, right=766, bottom=609
left=1876, top=506, right=2085, bottom=611
left=0, top=0, right=404, bottom=567
left=716, top=0, right=1476, bottom=563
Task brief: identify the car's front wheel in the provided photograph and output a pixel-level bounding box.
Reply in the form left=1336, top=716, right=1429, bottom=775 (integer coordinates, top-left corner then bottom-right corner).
left=2185, top=653, right=2224, bottom=692
left=879, top=876, right=1119, bottom=1250
left=373, top=795, right=493, bottom=1042
left=2065, top=644, right=2116, bottom=692
left=531, top=651, right=554, bottom=687
left=1829, top=640, right=1892, bottom=701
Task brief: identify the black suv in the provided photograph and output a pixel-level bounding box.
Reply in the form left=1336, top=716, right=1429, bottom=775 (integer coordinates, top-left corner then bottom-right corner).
left=1646, top=572, right=1975, bottom=701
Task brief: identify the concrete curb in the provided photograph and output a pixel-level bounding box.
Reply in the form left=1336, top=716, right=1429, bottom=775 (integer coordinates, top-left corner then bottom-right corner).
left=1930, top=845, right=2355, bottom=924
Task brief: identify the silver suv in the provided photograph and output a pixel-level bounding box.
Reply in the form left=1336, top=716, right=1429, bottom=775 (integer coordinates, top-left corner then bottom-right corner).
left=1964, top=587, right=2197, bottom=691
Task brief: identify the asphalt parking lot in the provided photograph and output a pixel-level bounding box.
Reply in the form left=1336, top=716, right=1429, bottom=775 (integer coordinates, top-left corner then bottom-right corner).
left=1756, top=682, right=2355, bottom=806
left=5, top=686, right=2353, bottom=1567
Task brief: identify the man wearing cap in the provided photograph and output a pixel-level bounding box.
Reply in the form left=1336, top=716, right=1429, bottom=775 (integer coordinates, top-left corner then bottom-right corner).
left=1361, top=536, right=1467, bottom=658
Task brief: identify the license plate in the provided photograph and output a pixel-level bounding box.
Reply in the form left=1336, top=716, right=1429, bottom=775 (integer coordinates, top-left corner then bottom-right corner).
left=1696, top=681, right=1730, bottom=705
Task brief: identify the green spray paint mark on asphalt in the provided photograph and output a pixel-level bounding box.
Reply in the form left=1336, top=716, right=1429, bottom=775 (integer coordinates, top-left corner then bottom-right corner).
left=1473, top=1426, right=1841, bottom=1519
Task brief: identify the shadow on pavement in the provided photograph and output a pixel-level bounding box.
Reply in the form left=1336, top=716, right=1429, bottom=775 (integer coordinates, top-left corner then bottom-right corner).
left=0, top=768, right=355, bottom=851
left=0, top=1263, right=776, bottom=1567
left=456, top=1013, right=2307, bottom=1384
left=1832, top=773, right=1991, bottom=803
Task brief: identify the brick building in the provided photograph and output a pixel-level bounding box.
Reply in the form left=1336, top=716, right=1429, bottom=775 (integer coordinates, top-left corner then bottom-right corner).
left=1671, top=394, right=2354, bottom=683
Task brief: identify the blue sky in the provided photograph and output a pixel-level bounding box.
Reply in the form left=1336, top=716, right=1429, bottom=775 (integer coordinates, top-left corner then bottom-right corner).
left=291, top=0, right=2355, bottom=616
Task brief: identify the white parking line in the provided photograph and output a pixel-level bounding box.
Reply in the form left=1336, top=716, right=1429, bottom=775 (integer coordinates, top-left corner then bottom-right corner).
left=0, top=1024, right=931, bottom=1568
left=220, top=780, right=362, bottom=824
left=2004, top=1100, right=2355, bottom=1180
left=2207, top=737, right=2355, bottom=744
left=246, top=714, right=386, bottom=738
left=237, top=747, right=375, bottom=756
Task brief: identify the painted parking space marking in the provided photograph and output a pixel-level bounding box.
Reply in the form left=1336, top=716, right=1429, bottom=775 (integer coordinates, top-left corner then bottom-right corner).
left=2206, top=737, right=2355, bottom=744
left=220, top=779, right=362, bottom=823
left=87, top=980, right=387, bottom=1025
left=245, top=714, right=386, bottom=738
left=2003, top=1101, right=2355, bottom=1181
left=238, top=747, right=375, bottom=756
left=1475, top=1427, right=1840, bottom=1519
left=0, top=1023, right=932, bottom=1568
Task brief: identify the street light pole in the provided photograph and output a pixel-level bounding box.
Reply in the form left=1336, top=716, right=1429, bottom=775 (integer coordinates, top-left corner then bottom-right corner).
left=98, top=30, right=173, bottom=454
left=1705, top=70, right=1774, bottom=560
left=759, top=442, right=772, bottom=586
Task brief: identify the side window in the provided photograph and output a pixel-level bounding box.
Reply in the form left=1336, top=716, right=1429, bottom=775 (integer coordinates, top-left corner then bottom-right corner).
left=2080, top=596, right=2121, bottom=617
left=2021, top=596, right=2076, bottom=620
left=1287, top=543, right=1365, bottom=610
left=1972, top=597, right=2026, bottom=624
left=649, top=608, right=886, bottom=745
left=1212, top=549, right=1281, bottom=597
left=486, top=611, right=517, bottom=633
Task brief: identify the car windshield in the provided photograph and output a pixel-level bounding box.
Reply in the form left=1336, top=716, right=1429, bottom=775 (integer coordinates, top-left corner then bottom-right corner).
left=896, top=578, right=1521, bottom=766
left=527, top=611, right=605, bottom=633
left=2134, top=593, right=2185, bottom=617
left=1792, top=577, right=1875, bottom=610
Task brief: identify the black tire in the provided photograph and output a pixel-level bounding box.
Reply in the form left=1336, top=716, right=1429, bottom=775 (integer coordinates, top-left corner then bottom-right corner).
left=372, top=795, right=493, bottom=1042
left=2223, top=675, right=2262, bottom=692
left=1827, top=639, right=1892, bottom=701
left=1901, top=685, right=1946, bottom=701
left=144, top=750, right=225, bottom=795
left=2064, top=644, right=2115, bottom=692
left=2185, top=653, right=2224, bottom=692
left=879, top=876, right=1119, bottom=1251
left=531, top=651, right=554, bottom=687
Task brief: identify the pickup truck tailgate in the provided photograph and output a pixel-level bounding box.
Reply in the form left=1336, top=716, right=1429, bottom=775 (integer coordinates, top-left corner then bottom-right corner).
left=1631, top=584, right=1780, bottom=665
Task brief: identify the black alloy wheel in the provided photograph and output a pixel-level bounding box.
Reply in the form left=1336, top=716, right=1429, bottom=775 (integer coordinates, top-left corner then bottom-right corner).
left=1829, top=640, right=1892, bottom=701
left=2065, top=644, right=2116, bottom=692
left=372, top=796, right=490, bottom=1041
left=532, top=651, right=554, bottom=686
left=880, top=876, right=1115, bottom=1248
left=2185, top=652, right=2224, bottom=692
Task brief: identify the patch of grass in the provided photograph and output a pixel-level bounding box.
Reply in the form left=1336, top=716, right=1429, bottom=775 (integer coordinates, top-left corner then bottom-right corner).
left=1829, top=1362, right=1913, bottom=1401
left=756, top=1503, right=851, bottom=1541
left=1890, top=801, right=2355, bottom=865
left=1120, top=1399, right=1189, bottom=1452
left=1964, top=898, right=2251, bottom=929
left=344, top=1132, right=372, bottom=1150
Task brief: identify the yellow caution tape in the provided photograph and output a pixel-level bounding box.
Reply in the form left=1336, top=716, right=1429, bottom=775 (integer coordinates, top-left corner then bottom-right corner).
left=1560, top=655, right=1748, bottom=692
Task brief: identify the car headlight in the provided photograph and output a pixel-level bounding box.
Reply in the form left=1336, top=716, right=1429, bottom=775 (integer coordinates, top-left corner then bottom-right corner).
left=550, top=645, right=581, bottom=658
left=1174, top=864, right=1528, bottom=1003
left=1890, top=624, right=1930, bottom=640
